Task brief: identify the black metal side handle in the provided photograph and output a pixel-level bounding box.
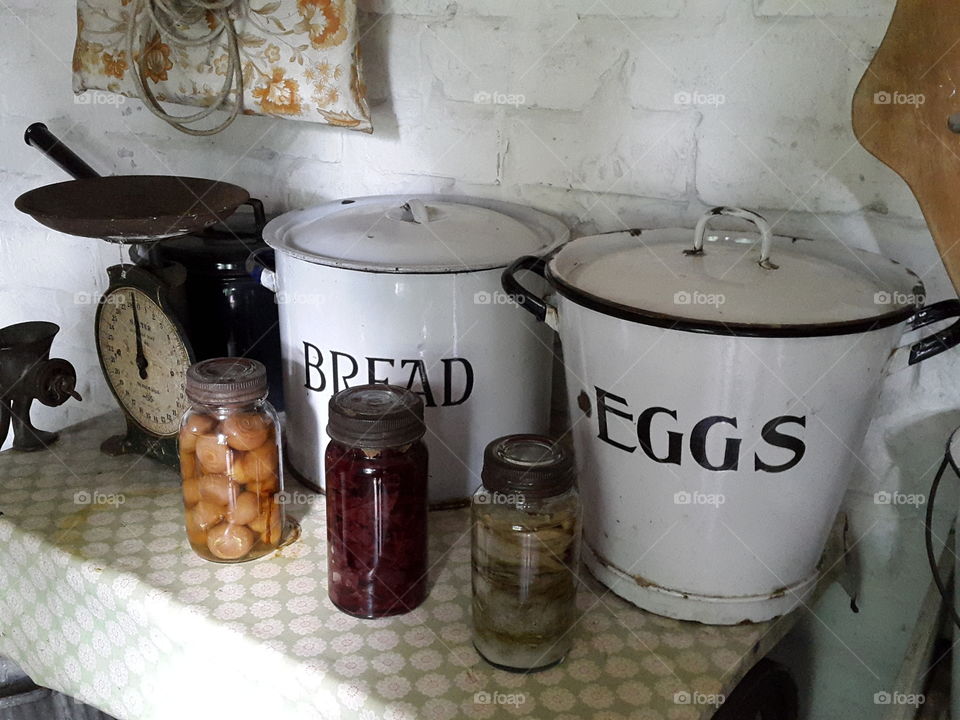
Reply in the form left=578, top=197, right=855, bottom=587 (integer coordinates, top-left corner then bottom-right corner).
left=245, top=198, right=266, bottom=234
left=501, top=255, right=549, bottom=323
left=908, top=298, right=960, bottom=365
left=24, top=122, right=100, bottom=180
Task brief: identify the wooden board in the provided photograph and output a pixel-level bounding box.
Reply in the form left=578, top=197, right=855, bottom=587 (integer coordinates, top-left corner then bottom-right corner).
left=852, top=0, right=960, bottom=292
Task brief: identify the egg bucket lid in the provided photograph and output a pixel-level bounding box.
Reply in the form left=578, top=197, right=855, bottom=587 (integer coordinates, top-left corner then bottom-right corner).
left=547, top=207, right=924, bottom=337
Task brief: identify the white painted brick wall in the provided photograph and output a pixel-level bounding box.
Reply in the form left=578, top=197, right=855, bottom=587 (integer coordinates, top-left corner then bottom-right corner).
left=0, top=0, right=956, bottom=501
left=359, top=1, right=685, bottom=18
left=754, top=0, right=891, bottom=18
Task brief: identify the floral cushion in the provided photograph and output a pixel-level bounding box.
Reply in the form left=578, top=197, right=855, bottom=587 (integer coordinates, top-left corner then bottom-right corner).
left=72, top=0, right=372, bottom=132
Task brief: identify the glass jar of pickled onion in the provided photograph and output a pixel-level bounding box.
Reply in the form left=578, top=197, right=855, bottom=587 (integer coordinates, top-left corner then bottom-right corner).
left=325, top=384, right=429, bottom=618
left=179, top=358, right=285, bottom=563
left=471, top=435, right=580, bottom=672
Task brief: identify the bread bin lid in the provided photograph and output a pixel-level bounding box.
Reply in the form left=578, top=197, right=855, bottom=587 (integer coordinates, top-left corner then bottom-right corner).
left=263, top=195, right=566, bottom=273
left=548, top=207, right=924, bottom=336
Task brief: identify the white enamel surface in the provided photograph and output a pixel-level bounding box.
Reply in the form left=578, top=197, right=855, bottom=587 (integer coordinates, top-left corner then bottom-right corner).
left=583, top=545, right=819, bottom=624
left=264, top=195, right=565, bottom=273
left=551, top=228, right=923, bottom=325
left=556, top=297, right=905, bottom=623
left=275, top=255, right=554, bottom=505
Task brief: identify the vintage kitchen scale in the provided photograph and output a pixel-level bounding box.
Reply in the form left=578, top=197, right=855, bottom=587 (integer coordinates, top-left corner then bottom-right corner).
left=93, top=263, right=193, bottom=465
left=15, top=123, right=280, bottom=468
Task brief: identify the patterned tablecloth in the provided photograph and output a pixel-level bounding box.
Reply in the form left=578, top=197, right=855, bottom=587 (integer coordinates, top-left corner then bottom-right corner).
left=0, top=414, right=802, bottom=720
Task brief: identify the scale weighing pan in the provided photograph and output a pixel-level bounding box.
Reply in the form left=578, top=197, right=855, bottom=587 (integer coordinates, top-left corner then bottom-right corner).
left=15, top=123, right=249, bottom=243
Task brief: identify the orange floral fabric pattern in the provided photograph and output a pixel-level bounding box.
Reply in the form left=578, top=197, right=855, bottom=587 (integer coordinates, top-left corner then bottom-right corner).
left=296, top=0, right=348, bottom=49
left=101, top=51, right=127, bottom=79
left=140, top=32, right=173, bottom=84
left=251, top=68, right=302, bottom=115
left=72, top=0, right=371, bottom=132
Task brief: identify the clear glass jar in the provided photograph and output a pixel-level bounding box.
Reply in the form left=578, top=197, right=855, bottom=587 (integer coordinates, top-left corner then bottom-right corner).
left=325, top=384, right=429, bottom=618
left=472, top=435, right=580, bottom=672
left=178, top=358, right=285, bottom=563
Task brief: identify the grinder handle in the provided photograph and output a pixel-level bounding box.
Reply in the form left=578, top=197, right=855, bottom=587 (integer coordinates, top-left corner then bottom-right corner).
left=31, top=359, right=82, bottom=407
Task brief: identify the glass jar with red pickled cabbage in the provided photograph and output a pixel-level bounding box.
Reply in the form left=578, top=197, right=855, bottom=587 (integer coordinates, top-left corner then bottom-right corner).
left=325, top=384, right=428, bottom=618
left=179, top=358, right=285, bottom=563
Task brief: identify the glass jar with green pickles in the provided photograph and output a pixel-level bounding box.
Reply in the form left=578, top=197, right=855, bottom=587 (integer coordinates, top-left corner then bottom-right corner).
left=471, top=435, right=580, bottom=672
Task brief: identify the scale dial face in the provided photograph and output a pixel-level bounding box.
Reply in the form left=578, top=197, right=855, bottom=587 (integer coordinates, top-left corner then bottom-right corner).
left=97, top=286, right=191, bottom=437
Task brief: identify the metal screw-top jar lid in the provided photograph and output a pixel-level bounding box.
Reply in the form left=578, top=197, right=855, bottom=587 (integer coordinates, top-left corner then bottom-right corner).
left=327, top=384, right=425, bottom=448
left=481, top=435, right=574, bottom=499
left=185, top=358, right=268, bottom=405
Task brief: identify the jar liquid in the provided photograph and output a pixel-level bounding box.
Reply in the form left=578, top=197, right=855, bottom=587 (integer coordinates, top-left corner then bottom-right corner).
left=325, top=442, right=428, bottom=617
